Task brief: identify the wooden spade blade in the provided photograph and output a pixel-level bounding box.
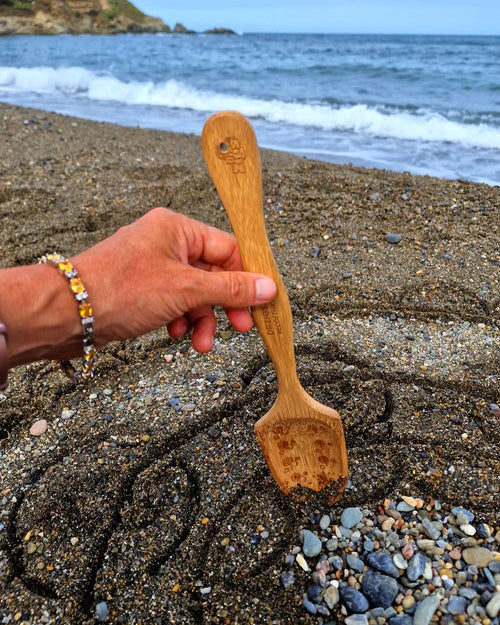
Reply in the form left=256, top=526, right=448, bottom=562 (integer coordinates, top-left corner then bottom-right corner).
left=201, top=110, right=348, bottom=494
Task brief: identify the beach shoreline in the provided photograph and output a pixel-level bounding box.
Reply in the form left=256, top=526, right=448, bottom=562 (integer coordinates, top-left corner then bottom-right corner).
left=0, top=102, right=498, bottom=624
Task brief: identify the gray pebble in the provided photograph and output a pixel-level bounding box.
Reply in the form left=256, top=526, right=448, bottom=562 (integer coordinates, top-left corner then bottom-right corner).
left=280, top=571, right=295, bottom=588
left=319, top=514, right=331, bottom=530
left=489, top=561, right=500, bottom=574
left=96, top=601, right=108, bottom=621
left=302, top=529, right=322, bottom=557
left=340, top=507, right=363, bottom=529
left=386, top=233, right=402, bottom=244
left=451, top=507, right=474, bottom=523
left=325, top=537, right=338, bottom=551
left=407, top=552, right=427, bottom=581
left=345, top=615, right=369, bottom=625
left=447, top=596, right=467, bottom=615
left=413, top=594, right=440, bottom=625
left=389, top=617, right=413, bottom=625
left=347, top=553, right=365, bottom=573
left=486, top=592, right=500, bottom=618
left=303, top=596, right=317, bottom=615
left=307, top=584, right=323, bottom=603
left=422, top=516, right=441, bottom=540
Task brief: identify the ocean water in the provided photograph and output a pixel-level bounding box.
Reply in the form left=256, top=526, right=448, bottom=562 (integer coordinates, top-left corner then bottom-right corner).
left=1, top=33, right=499, bottom=185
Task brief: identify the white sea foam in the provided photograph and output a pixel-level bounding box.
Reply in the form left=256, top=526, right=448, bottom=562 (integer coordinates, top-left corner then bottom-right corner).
left=1, top=65, right=500, bottom=150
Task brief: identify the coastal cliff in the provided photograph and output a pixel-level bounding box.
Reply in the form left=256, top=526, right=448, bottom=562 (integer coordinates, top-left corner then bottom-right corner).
left=0, top=0, right=169, bottom=35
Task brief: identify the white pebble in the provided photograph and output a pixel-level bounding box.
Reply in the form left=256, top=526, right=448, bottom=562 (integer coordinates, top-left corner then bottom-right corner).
left=296, top=553, right=310, bottom=571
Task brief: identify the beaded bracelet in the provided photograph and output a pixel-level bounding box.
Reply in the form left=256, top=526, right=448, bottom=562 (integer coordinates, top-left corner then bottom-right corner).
left=38, top=253, right=96, bottom=382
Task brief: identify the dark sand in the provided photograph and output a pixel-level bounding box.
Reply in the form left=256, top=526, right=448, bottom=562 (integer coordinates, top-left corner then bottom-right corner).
left=0, top=103, right=498, bottom=624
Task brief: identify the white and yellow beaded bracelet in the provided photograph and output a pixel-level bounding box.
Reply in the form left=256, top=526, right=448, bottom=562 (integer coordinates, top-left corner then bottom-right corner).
left=38, top=253, right=96, bottom=382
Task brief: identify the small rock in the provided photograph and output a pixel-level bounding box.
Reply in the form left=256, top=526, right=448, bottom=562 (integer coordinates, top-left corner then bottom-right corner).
left=393, top=553, right=408, bottom=570
left=459, top=523, right=476, bottom=536
left=325, top=537, right=338, bottom=551
left=29, top=419, right=48, bottom=436
left=340, top=507, right=363, bottom=529
left=302, top=596, right=317, bottom=615
left=361, top=569, right=399, bottom=608
left=486, top=592, right=500, bottom=618
left=340, top=586, right=369, bottom=613
left=302, top=530, right=322, bottom=557
left=61, top=409, right=75, bottom=419
left=413, top=594, right=440, bottom=625
left=324, top=585, right=340, bottom=609
left=307, top=584, right=323, bottom=603
left=462, top=546, right=493, bottom=567
left=366, top=551, right=400, bottom=578
left=345, top=615, right=369, bottom=625
left=386, top=233, right=402, bottom=244
left=96, top=601, right=108, bottom=621
left=280, top=571, right=295, bottom=588
left=489, top=403, right=500, bottom=416
left=347, top=554, right=365, bottom=573
left=451, top=507, right=474, bottom=523
left=389, top=617, right=412, bottom=625
left=319, top=514, right=331, bottom=530
left=422, top=516, right=441, bottom=540
left=407, top=552, right=427, bottom=581
left=296, top=553, right=309, bottom=571
left=447, top=596, right=467, bottom=615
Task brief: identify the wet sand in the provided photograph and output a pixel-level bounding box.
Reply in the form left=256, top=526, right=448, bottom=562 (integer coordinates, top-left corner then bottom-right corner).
left=0, top=103, right=498, bottom=624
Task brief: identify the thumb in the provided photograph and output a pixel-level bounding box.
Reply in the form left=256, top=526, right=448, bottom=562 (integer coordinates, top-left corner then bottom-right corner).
left=191, top=270, right=277, bottom=310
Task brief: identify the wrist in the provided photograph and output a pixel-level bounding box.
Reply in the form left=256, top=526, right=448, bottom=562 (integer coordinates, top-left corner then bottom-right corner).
left=0, top=263, right=83, bottom=367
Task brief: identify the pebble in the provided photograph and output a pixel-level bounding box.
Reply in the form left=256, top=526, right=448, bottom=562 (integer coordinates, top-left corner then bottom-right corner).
left=345, top=615, right=369, bottom=625
left=451, top=507, right=474, bottom=523
left=386, top=233, right=402, bottom=244
left=324, top=585, right=339, bottom=609
left=341, top=507, right=363, bottom=529
left=407, top=552, right=427, bottom=581
left=340, top=587, right=369, bottom=613
left=486, top=592, right=500, bottom=618
left=447, top=596, right=467, bottom=615
left=29, top=419, right=48, bottom=436
left=319, top=514, right=331, bottom=530
left=95, top=601, right=108, bottom=621
left=413, top=595, right=440, bottom=625
left=302, top=530, right=322, bottom=557
left=366, top=551, right=400, bottom=578
left=362, top=569, right=399, bottom=608
left=422, top=516, right=441, bottom=540
left=61, top=409, right=75, bottom=420
left=462, top=546, right=493, bottom=567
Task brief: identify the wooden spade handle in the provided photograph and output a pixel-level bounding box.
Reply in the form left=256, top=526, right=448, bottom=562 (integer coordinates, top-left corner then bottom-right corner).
left=201, top=111, right=300, bottom=392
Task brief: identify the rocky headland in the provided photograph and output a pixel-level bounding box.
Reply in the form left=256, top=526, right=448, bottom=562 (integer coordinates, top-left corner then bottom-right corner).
left=0, top=0, right=236, bottom=35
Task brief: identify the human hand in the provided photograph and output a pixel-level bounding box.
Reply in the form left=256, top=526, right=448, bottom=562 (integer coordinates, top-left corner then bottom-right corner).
left=72, top=208, right=277, bottom=353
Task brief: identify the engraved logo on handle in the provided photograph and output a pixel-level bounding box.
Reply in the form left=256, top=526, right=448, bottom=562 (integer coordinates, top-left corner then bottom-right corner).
left=218, top=137, right=246, bottom=174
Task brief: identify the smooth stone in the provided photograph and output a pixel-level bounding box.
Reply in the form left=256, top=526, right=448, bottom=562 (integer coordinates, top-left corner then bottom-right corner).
left=389, top=617, right=412, bottom=625
left=397, top=501, right=415, bottom=512
left=366, top=551, right=400, bottom=578
left=280, top=571, right=295, bottom=588
left=407, top=552, right=428, bottom=581
left=345, top=615, right=369, bottom=625
left=486, top=592, right=500, bottom=618
left=61, top=409, right=75, bottom=419
left=29, top=419, right=48, bottom=436
left=386, top=233, right=402, bottom=244
left=96, top=602, right=108, bottom=622
left=319, top=514, right=331, bottom=530
left=341, top=507, right=363, bottom=529
left=361, top=569, right=399, bottom=608
left=326, top=537, right=338, bottom=551
left=302, top=530, right=322, bottom=558
left=458, top=588, right=477, bottom=600
left=363, top=538, right=375, bottom=552
left=303, top=597, right=317, bottom=615
left=393, top=553, right=408, bottom=569
left=462, top=546, right=493, bottom=567
left=489, top=561, right=500, bottom=574
left=460, top=523, right=476, bottom=536
left=451, top=507, right=474, bottom=523
left=307, top=584, right=323, bottom=603
left=447, top=596, right=467, bottom=615
left=324, top=585, right=340, bottom=609
left=340, top=586, right=369, bottom=613
left=413, top=595, right=440, bottom=625
left=422, top=517, right=441, bottom=540
left=347, top=554, right=365, bottom=573
left=477, top=523, right=491, bottom=539
left=296, top=553, right=310, bottom=571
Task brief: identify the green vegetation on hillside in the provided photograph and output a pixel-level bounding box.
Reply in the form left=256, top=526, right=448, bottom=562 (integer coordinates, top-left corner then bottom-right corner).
left=0, top=0, right=33, bottom=11
left=103, top=0, right=146, bottom=22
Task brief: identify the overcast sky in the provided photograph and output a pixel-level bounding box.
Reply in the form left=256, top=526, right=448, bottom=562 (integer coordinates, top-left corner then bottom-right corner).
left=134, top=1, right=500, bottom=35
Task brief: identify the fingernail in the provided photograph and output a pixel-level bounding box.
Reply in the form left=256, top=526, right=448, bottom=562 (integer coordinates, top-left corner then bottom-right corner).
left=255, top=277, right=276, bottom=303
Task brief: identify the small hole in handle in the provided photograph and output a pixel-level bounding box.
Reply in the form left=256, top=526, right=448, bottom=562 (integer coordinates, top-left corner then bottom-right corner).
left=220, top=142, right=228, bottom=153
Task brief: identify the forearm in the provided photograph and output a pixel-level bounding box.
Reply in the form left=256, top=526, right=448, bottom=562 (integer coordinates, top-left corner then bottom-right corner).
left=0, top=263, right=82, bottom=367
